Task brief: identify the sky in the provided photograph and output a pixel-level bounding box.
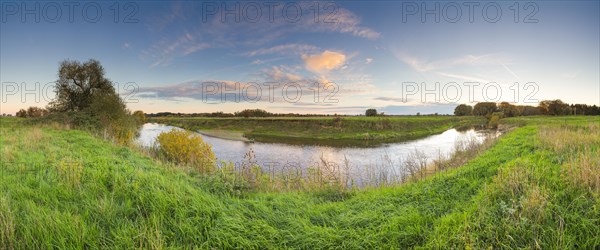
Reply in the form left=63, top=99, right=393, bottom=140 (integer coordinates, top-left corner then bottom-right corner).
left=1, top=1, right=599, bottom=115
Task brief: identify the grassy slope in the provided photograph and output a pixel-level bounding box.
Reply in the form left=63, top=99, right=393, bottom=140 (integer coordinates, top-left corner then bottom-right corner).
left=1, top=117, right=598, bottom=249
left=148, top=116, right=485, bottom=146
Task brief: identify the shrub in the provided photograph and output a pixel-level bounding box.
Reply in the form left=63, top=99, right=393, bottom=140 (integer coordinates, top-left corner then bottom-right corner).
left=88, top=92, right=138, bottom=144
left=488, top=115, right=501, bottom=129
left=157, top=129, right=216, bottom=173
left=133, top=110, right=146, bottom=125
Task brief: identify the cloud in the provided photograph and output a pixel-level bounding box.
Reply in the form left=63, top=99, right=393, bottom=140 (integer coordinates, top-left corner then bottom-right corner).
left=245, top=44, right=320, bottom=57
left=311, top=7, right=380, bottom=40
left=143, top=32, right=212, bottom=67
left=143, top=2, right=379, bottom=67
left=398, top=53, right=508, bottom=72
left=183, top=43, right=211, bottom=56
left=379, top=103, right=458, bottom=115
left=501, top=63, right=520, bottom=80
left=396, top=52, right=517, bottom=85
left=436, top=72, right=491, bottom=83
left=374, top=96, right=405, bottom=102
left=138, top=80, right=244, bottom=101
left=267, top=104, right=371, bottom=115
left=365, top=58, right=374, bottom=64
left=264, top=66, right=303, bottom=82
left=302, top=50, right=347, bottom=73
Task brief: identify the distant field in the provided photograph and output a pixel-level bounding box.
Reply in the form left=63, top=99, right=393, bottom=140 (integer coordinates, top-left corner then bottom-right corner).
left=1, top=116, right=598, bottom=248
left=148, top=116, right=486, bottom=146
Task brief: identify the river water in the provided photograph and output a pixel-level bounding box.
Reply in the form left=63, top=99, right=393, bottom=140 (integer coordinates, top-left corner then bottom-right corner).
left=136, top=123, right=494, bottom=183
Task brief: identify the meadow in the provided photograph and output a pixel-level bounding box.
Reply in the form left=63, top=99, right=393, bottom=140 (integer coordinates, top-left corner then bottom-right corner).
left=1, top=115, right=598, bottom=249
left=148, top=116, right=486, bottom=146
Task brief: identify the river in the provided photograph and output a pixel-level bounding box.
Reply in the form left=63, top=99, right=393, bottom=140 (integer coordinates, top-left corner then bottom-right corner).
left=136, top=123, right=495, bottom=183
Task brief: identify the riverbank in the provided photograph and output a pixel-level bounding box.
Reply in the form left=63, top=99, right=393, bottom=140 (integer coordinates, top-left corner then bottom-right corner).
left=148, top=116, right=486, bottom=146
left=1, top=116, right=598, bottom=248
left=197, top=129, right=252, bottom=142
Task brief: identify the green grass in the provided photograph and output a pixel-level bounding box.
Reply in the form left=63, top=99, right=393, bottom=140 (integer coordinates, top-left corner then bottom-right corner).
left=148, top=116, right=486, bottom=146
left=1, top=116, right=598, bottom=249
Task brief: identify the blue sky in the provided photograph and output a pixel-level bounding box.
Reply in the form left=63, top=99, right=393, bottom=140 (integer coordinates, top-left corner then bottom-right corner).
left=1, top=1, right=599, bottom=115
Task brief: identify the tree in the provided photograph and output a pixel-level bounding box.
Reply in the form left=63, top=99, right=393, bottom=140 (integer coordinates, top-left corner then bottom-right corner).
left=472, top=102, right=498, bottom=117
left=539, top=99, right=570, bottom=116
left=48, top=59, right=115, bottom=112
left=234, top=109, right=272, bottom=118
left=45, top=59, right=139, bottom=144
left=365, top=109, right=378, bottom=116
left=16, top=109, right=27, bottom=118
left=454, top=104, right=473, bottom=116
left=26, top=106, right=47, bottom=117
left=498, top=102, right=520, bottom=117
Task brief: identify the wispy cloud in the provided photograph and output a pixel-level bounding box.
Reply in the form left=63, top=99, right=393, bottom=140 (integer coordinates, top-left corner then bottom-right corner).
left=374, top=96, right=405, bottom=102
left=264, top=66, right=303, bottom=82
left=245, top=44, right=320, bottom=57
left=305, top=7, right=380, bottom=40
left=142, top=32, right=212, bottom=67
left=397, top=52, right=515, bottom=84
left=399, top=53, right=507, bottom=72
left=143, top=2, right=380, bottom=67
left=436, top=72, right=491, bottom=83
left=138, top=80, right=243, bottom=100
left=501, top=63, right=520, bottom=80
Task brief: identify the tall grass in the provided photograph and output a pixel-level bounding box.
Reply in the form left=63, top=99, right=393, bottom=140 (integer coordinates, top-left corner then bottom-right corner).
left=0, top=197, right=15, bottom=250
left=1, top=116, right=598, bottom=248
left=539, top=123, right=600, bottom=194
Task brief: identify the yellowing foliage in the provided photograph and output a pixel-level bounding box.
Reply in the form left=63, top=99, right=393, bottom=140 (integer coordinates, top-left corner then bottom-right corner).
left=157, top=129, right=216, bottom=173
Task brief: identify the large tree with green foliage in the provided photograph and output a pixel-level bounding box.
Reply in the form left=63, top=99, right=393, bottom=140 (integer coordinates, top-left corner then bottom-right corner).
left=46, top=59, right=140, bottom=144
left=48, top=59, right=115, bottom=112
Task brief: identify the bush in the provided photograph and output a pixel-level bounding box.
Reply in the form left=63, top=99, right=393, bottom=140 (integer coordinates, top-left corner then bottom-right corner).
left=157, top=129, right=216, bottom=174
left=88, top=92, right=138, bottom=144
left=488, top=115, right=501, bottom=129
left=133, top=110, right=146, bottom=124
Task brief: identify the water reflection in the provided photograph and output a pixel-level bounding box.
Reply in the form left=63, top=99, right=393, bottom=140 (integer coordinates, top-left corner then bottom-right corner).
left=137, top=123, right=493, bottom=180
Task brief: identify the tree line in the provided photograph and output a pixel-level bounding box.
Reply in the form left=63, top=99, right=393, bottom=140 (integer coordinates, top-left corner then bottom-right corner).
left=454, top=100, right=600, bottom=117
left=147, top=109, right=350, bottom=118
